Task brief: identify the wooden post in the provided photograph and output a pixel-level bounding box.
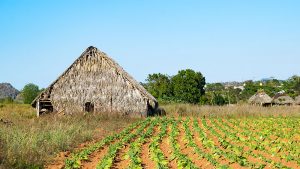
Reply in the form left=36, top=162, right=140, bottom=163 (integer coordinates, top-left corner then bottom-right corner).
left=36, top=101, right=40, bottom=117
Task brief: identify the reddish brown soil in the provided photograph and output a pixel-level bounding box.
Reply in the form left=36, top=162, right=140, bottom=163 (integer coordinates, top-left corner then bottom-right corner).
left=160, top=126, right=177, bottom=168
left=199, top=119, right=246, bottom=169
left=192, top=124, right=226, bottom=168
left=46, top=152, right=70, bottom=169
left=141, top=142, right=156, bottom=169
left=45, top=124, right=138, bottom=169
left=45, top=140, right=104, bottom=169
left=112, top=144, right=130, bottom=169
left=210, top=119, right=270, bottom=167
left=178, top=123, right=214, bottom=168
left=141, top=127, right=159, bottom=169
left=45, top=118, right=300, bottom=169
left=81, top=128, right=128, bottom=169
left=188, top=122, right=219, bottom=168
left=81, top=146, right=109, bottom=169
left=111, top=124, right=152, bottom=169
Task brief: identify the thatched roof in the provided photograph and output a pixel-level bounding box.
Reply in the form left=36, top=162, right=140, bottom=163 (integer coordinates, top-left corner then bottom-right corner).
left=32, top=46, right=156, bottom=107
left=248, top=91, right=272, bottom=105
left=272, top=92, right=294, bottom=105
left=295, top=96, right=300, bottom=105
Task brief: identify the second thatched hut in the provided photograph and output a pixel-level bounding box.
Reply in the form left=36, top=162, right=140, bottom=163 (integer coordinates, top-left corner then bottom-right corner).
left=248, top=91, right=272, bottom=106
left=272, top=92, right=294, bottom=106
left=294, top=95, right=300, bottom=105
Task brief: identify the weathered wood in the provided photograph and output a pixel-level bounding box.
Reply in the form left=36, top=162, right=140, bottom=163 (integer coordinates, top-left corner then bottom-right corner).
left=36, top=101, right=40, bottom=117
left=296, top=96, right=300, bottom=105
left=31, top=46, right=158, bottom=117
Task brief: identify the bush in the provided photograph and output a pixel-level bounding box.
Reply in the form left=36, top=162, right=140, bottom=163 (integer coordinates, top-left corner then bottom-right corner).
left=21, top=84, right=40, bottom=104
left=199, top=95, right=209, bottom=105
left=145, top=73, right=173, bottom=99
left=171, top=69, right=205, bottom=104
left=212, top=93, right=227, bottom=106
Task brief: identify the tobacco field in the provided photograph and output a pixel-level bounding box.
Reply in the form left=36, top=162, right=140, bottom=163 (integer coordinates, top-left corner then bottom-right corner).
left=64, top=117, right=300, bottom=169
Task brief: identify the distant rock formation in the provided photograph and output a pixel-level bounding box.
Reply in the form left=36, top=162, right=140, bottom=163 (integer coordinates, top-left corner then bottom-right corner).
left=0, top=83, right=20, bottom=99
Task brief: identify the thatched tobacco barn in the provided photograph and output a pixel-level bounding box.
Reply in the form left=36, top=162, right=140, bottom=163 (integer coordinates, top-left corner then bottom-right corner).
left=295, top=96, right=300, bottom=105
left=248, top=91, right=272, bottom=106
left=32, top=46, right=158, bottom=117
left=272, top=92, right=294, bottom=106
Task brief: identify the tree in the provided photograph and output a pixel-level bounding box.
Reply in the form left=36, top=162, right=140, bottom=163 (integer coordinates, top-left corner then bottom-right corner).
left=266, top=79, right=281, bottom=87
left=283, top=75, right=300, bottom=97
left=171, top=69, right=206, bottom=103
left=22, top=83, right=40, bottom=104
left=145, top=73, right=173, bottom=99
left=212, top=93, right=227, bottom=106
left=205, top=83, right=225, bottom=92
left=199, top=94, right=212, bottom=105
left=226, top=86, right=242, bottom=104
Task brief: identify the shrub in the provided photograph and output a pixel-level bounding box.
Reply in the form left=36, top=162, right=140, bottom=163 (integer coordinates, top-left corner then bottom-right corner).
left=21, top=83, right=40, bottom=104
left=171, top=69, right=206, bottom=104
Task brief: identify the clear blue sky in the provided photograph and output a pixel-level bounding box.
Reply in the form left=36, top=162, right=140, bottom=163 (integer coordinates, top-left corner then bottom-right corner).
left=1, top=0, right=300, bottom=90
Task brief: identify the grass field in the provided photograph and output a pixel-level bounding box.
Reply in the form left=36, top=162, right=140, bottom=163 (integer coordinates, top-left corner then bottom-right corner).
left=0, top=104, right=139, bottom=169
left=1, top=103, right=300, bottom=169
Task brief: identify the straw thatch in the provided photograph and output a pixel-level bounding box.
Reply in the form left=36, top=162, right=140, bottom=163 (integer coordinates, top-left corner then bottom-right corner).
left=32, top=46, right=158, bottom=117
left=295, top=96, right=300, bottom=105
left=272, top=92, right=294, bottom=106
left=248, top=91, right=272, bottom=106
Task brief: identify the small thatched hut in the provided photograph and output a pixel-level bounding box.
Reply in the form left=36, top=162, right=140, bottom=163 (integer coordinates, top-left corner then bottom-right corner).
left=272, top=92, right=294, bottom=106
left=248, top=91, right=272, bottom=106
left=295, top=96, right=300, bottom=105
left=32, top=46, right=158, bottom=117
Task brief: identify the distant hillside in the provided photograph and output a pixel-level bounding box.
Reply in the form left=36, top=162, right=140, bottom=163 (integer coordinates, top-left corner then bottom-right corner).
left=0, top=83, right=20, bottom=99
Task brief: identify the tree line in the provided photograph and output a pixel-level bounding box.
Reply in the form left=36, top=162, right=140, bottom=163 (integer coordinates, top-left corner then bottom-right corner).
left=143, top=69, right=300, bottom=105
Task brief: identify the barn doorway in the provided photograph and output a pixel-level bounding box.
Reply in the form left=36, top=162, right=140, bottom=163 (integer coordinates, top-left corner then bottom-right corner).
left=85, top=102, right=94, bottom=113
left=39, top=100, right=53, bottom=114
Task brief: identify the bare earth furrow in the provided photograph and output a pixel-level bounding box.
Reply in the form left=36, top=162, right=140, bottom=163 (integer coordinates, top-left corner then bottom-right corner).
left=80, top=123, right=142, bottom=169
left=96, top=119, right=151, bottom=169
left=181, top=119, right=216, bottom=168
left=160, top=126, right=177, bottom=168
left=141, top=125, right=160, bottom=168
left=191, top=122, right=229, bottom=168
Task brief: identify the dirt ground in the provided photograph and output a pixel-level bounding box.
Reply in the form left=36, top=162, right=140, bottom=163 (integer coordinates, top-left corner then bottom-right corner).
left=46, top=117, right=300, bottom=169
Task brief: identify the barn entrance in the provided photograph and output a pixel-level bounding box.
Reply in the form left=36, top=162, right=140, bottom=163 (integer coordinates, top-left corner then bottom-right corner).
left=85, top=102, right=94, bottom=113
left=36, top=92, right=54, bottom=116
left=39, top=100, right=54, bottom=114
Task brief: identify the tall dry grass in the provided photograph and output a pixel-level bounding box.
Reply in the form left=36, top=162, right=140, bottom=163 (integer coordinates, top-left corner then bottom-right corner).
left=162, top=103, right=300, bottom=118
left=0, top=104, right=139, bottom=169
